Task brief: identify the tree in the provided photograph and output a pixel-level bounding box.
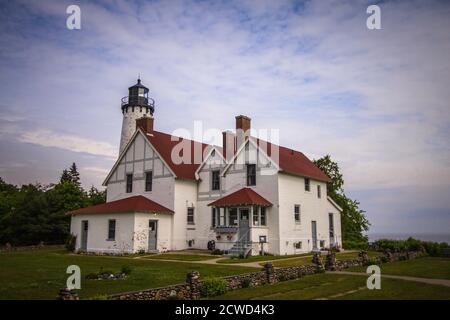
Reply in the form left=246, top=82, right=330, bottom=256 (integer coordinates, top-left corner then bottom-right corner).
left=314, top=155, right=370, bottom=249
left=68, top=162, right=81, bottom=187
left=60, top=169, right=72, bottom=184
left=88, top=185, right=106, bottom=206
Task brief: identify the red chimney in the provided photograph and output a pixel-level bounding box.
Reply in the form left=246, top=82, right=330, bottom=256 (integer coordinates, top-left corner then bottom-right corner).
left=136, top=116, right=154, bottom=134
left=222, top=130, right=236, bottom=161
left=235, top=115, right=251, bottom=148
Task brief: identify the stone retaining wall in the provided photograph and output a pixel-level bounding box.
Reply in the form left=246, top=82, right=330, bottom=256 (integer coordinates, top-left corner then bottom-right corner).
left=108, top=250, right=424, bottom=300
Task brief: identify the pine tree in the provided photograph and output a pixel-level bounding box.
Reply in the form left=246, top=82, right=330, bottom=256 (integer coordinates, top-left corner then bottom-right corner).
left=60, top=169, right=72, bottom=184
left=69, top=163, right=80, bottom=187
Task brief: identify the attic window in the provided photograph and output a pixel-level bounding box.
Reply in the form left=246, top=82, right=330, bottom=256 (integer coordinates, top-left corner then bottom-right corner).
left=246, top=164, right=256, bottom=186
left=211, top=170, right=220, bottom=190
left=126, top=174, right=133, bottom=193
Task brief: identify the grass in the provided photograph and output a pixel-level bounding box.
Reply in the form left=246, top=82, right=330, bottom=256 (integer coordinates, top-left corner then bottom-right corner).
left=0, top=248, right=255, bottom=300
left=217, top=253, right=313, bottom=264
left=141, top=253, right=217, bottom=261
left=269, top=251, right=380, bottom=268
left=347, top=256, right=450, bottom=280
left=209, top=272, right=450, bottom=300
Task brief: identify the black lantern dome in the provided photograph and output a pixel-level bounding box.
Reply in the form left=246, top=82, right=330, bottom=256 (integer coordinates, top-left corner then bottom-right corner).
left=121, top=78, right=155, bottom=114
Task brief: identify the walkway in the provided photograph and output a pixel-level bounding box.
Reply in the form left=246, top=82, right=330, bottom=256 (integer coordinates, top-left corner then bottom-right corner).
left=329, top=271, right=450, bottom=288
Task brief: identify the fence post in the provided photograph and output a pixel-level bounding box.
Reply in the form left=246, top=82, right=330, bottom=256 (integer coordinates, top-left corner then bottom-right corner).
left=325, top=251, right=336, bottom=271
left=186, top=271, right=201, bottom=300
left=312, top=252, right=324, bottom=272
left=358, top=250, right=369, bottom=265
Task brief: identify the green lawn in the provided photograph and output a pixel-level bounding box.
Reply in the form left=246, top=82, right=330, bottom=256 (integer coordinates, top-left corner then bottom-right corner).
left=347, top=257, right=450, bottom=280
left=141, top=253, right=217, bottom=261
left=209, top=273, right=450, bottom=300
left=217, top=253, right=312, bottom=264
left=0, top=248, right=255, bottom=300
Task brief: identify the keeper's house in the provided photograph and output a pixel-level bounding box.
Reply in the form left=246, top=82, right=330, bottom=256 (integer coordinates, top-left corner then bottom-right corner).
left=67, top=79, right=342, bottom=256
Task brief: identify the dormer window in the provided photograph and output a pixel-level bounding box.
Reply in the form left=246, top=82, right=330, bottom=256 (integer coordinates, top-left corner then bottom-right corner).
left=211, top=170, right=220, bottom=190
left=247, top=164, right=256, bottom=186
left=126, top=174, right=133, bottom=193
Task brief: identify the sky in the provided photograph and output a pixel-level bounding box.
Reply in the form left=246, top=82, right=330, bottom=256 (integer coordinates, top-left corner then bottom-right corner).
left=0, top=0, right=449, bottom=235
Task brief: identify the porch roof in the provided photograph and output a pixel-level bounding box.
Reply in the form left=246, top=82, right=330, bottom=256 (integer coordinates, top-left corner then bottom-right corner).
left=208, top=187, right=272, bottom=207
left=66, top=195, right=174, bottom=216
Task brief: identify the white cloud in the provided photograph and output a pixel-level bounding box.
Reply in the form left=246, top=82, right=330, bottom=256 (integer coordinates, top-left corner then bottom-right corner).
left=18, top=130, right=117, bottom=159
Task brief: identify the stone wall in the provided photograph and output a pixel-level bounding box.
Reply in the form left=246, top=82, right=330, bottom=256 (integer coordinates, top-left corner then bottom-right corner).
left=109, top=250, right=424, bottom=300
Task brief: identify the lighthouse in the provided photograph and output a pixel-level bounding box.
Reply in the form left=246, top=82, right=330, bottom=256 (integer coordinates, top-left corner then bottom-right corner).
left=119, top=78, right=155, bottom=154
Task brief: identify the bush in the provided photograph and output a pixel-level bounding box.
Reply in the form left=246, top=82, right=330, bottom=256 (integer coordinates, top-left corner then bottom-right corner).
left=364, top=258, right=380, bottom=266
left=373, top=237, right=449, bottom=256
left=200, top=277, right=227, bottom=297
left=241, top=278, right=251, bottom=288
left=343, top=239, right=368, bottom=250
left=65, top=234, right=77, bottom=252
left=211, top=249, right=223, bottom=255
left=121, top=265, right=132, bottom=275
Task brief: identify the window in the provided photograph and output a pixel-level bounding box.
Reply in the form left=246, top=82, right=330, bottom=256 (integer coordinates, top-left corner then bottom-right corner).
left=253, top=206, right=259, bottom=226
left=304, top=178, right=310, bottom=192
left=126, top=174, right=133, bottom=193
left=211, top=170, right=220, bottom=190
left=260, top=207, right=267, bottom=226
left=294, top=205, right=301, bottom=224
left=219, top=209, right=226, bottom=226
left=211, top=208, right=217, bottom=227
left=317, top=185, right=321, bottom=198
left=320, top=240, right=325, bottom=249
left=187, top=208, right=195, bottom=225
left=246, top=164, right=256, bottom=186
left=145, top=171, right=153, bottom=192
left=108, top=219, right=116, bottom=240
left=294, top=241, right=302, bottom=249
left=229, top=208, right=238, bottom=226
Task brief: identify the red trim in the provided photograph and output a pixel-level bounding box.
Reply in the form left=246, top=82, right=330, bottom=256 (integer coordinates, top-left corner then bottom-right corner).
left=66, top=195, right=173, bottom=216
left=208, top=187, right=272, bottom=207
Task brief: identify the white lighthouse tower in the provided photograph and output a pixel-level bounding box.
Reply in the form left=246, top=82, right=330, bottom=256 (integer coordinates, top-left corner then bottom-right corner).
left=119, top=78, right=155, bottom=154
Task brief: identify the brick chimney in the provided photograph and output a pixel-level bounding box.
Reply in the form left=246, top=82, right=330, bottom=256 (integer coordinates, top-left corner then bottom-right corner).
left=222, top=130, right=236, bottom=161
left=235, top=115, right=251, bottom=148
left=136, top=116, right=154, bottom=134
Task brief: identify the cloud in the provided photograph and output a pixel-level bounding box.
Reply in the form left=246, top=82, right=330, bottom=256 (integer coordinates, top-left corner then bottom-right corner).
left=18, top=130, right=118, bottom=159
left=1, top=0, right=450, bottom=234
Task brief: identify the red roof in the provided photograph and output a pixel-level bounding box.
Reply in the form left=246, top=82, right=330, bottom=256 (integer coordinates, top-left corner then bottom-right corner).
left=66, top=195, right=173, bottom=216
left=145, top=130, right=210, bottom=180
left=251, top=137, right=330, bottom=182
left=141, top=130, right=329, bottom=182
left=208, top=187, right=272, bottom=207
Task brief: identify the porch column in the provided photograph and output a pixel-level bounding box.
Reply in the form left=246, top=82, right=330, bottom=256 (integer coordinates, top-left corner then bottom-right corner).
left=250, top=206, right=254, bottom=227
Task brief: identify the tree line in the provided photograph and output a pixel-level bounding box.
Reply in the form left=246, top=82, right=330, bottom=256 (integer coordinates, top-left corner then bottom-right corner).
left=0, top=163, right=105, bottom=246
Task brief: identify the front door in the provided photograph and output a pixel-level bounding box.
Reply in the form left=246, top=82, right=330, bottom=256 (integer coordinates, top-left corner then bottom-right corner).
left=148, top=220, right=158, bottom=251
left=311, top=221, right=318, bottom=251
left=81, top=220, right=88, bottom=251
left=239, top=209, right=250, bottom=242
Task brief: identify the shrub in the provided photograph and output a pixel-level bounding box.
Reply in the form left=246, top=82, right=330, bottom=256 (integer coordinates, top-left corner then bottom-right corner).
left=364, top=258, right=380, bottom=266
left=121, top=265, right=132, bottom=275
left=211, top=249, right=223, bottom=255
left=241, top=278, right=251, bottom=288
left=65, top=234, right=77, bottom=252
left=373, top=237, right=449, bottom=257
left=200, top=277, right=227, bottom=297
left=343, top=239, right=368, bottom=250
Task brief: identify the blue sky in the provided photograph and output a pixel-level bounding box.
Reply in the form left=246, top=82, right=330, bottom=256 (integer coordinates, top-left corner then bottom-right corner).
left=0, top=0, right=449, bottom=234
